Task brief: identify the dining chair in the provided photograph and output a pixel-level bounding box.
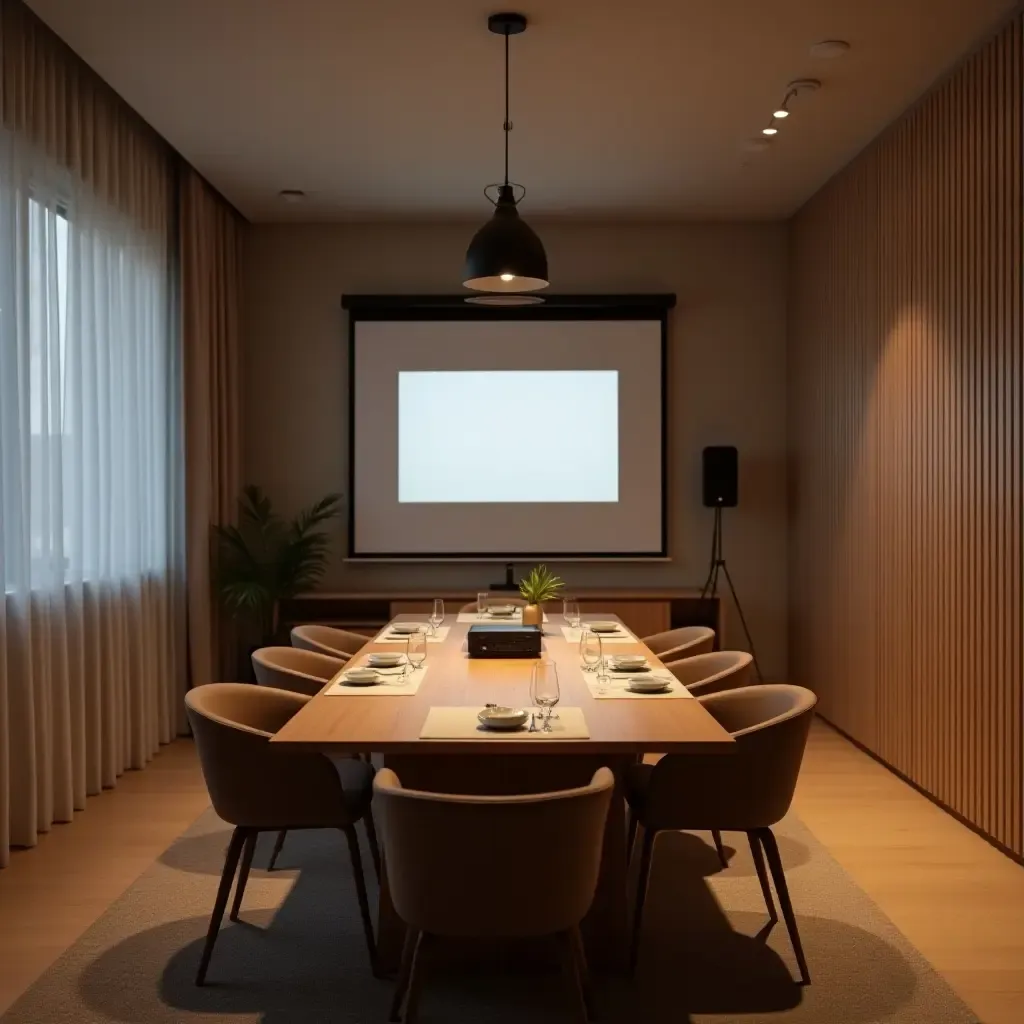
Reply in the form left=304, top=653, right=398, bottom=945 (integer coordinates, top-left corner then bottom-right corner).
left=251, top=645, right=344, bottom=697
left=291, top=623, right=368, bottom=660
left=662, top=650, right=753, bottom=696
left=641, top=624, right=715, bottom=661
left=184, top=683, right=380, bottom=984
left=624, top=683, right=817, bottom=980
left=375, top=766, right=614, bottom=1023
left=457, top=595, right=528, bottom=613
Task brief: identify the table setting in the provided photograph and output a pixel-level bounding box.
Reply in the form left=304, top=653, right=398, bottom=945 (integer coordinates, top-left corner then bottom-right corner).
left=324, top=649, right=429, bottom=696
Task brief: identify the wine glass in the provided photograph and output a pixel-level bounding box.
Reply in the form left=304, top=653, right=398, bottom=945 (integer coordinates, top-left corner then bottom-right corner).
left=530, top=659, right=560, bottom=732
left=563, top=597, right=581, bottom=632
left=429, top=598, right=445, bottom=636
left=580, top=628, right=603, bottom=674
left=406, top=630, right=427, bottom=676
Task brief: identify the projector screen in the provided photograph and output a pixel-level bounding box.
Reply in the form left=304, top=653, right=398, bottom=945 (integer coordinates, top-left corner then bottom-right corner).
left=349, top=316, right=665, bottom=557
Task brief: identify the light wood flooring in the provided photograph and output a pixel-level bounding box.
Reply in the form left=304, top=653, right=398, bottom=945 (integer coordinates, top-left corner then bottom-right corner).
left=0, top=720, right=1022, bottom=1021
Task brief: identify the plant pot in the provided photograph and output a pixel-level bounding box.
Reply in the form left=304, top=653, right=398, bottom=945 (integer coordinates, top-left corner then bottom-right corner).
left=522, top=603, right=543, bottom=626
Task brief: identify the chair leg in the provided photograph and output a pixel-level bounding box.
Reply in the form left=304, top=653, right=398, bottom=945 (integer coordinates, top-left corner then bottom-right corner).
left=559, top=930, right=591, bottom=1023
left=568, top=924, right=597, bottom=1021
left=626, top=810, right=638, bottom=864
left=630, top=827, right=657, bottom=973
left=196, top=826, right=247, bottom=985
left=267, top=829, right=287, bottom=870
left=403, top=932, right=430, bottom=1023
left=342, top=826, right=378, bottom=974
left=711, top=830, right=728, bottom=868
left=389, top=928, right=421, bottom=1023
left=758, top=827, right=810, bottom=985
left=364, top=809, right=382, bottom=884
left=747, top=831, right=777, bottom=923
left=229, top=830, right=258, bottom=922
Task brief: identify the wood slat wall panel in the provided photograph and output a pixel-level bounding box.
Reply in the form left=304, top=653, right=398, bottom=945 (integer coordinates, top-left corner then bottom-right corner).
left=789, top=14, right=1024, bottom=858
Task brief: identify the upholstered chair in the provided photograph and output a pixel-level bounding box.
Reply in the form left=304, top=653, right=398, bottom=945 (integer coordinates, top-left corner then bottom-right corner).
left=291, top=623, right=369, bottom=660
left=185, top=683, right=380, bottom=984
left=662, top=650, right=753, bottom=697
left=624, top=684, right=817, bottom=981
left=641, top=624, right=715, bottom=661
left=251, top=645, right=343, bottom=697
left=375, top=767, right=614, bottom=1022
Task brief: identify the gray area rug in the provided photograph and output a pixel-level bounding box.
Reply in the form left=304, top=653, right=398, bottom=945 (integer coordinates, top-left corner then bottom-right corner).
left=3, top=807, right=979, bottom=1023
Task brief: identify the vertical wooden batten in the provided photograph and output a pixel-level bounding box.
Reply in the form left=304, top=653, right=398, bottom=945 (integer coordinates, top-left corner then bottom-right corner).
left=790, top=14, right=1024, bottom=859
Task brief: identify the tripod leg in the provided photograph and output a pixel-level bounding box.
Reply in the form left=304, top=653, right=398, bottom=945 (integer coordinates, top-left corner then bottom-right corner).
left=701, top=508, right=722, bottom=599
left=720, top=560, right=763, bottom=682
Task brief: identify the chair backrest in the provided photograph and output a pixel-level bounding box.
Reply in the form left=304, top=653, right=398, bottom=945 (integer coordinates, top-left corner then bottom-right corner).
left=251, top=646, right=343, bottom=696
left=643, top=625, right=715, bottom=659
left=185, top=683, right=346, bottom=828
left=664, top=650, right=752, bottom=695
left=457, top=595, right=528, bottom=613
left=374, top=767, right=614, bottom=938
left=291, top=623, right=365, bottom=659
left=645, top=684, right=817, bottom=831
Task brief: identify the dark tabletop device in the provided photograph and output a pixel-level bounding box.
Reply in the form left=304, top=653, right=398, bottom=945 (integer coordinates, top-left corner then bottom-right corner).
left=467, top=624, right=542, bottom=659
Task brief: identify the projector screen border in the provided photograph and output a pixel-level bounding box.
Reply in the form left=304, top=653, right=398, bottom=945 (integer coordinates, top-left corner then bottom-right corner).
left=343, top=293, right=674, bottom=561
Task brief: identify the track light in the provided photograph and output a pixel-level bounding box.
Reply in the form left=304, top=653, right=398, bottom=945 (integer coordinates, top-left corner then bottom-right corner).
left=762, top=126, right=778, bottom=136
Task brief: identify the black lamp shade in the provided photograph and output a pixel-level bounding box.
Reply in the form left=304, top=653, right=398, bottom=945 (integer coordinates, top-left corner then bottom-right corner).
left=463, top=186, right=549, bottom=292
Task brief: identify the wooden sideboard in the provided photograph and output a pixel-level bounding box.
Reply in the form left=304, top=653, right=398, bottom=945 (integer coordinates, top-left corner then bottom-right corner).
left=279, top=589, right=722, bottom=644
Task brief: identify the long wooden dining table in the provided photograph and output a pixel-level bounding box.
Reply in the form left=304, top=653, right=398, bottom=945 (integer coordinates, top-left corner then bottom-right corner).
left=271, top=612, right=735, bottom=972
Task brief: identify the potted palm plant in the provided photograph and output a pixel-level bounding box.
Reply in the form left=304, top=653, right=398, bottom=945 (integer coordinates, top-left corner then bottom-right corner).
left=214, top=486, right=342, bottom=652
left=518, top=564, right=565, bottom=626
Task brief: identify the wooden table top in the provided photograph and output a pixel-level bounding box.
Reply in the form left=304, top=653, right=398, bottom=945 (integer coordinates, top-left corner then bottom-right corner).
left=271, top=615, right=736, bottom=755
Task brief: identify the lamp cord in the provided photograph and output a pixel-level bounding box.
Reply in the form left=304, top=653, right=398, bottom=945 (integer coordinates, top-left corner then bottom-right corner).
left=503, top=28, right=510, bottom=186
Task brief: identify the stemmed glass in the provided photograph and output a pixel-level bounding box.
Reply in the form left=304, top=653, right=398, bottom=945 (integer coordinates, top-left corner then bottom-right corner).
left=405, top=630, right=427, bottom=678
left=429, top=598, right=445, bottom=637
left=580, top=629, right=603, bottom=673
left=530, top=659, right=560, bottom=732
left=564, top=598, right=581, bottom=632
left=477, top=592, right=489, bottom=617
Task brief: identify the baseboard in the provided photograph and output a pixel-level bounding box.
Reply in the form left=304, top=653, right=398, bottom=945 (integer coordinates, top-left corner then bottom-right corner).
left=815, top=713, right=1024, bottom=868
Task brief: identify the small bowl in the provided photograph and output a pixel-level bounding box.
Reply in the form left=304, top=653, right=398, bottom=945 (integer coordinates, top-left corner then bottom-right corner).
left=343, top=668, right=380, bottom=686
left=367, top=652, right=404, bottom=667
left=627, top=677, right=671, bottom=694
left=487, top=605, right=516, bottom=617
left=477, top=706, right=529, bottom=730
left=610, top=654, right=647, bottom=669
left=390, top=622, right=427, bottom=635
left=588, top=621, right=620, bottom=633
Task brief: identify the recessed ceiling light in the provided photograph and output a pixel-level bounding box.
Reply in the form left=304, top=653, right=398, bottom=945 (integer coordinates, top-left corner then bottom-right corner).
left=809, top=39, right=850, bottom=59
left=278, top=189, right=306, bottom=203
left=762, top=126, right=778, bottom=136
left=773, top=108, right=790, bottom=119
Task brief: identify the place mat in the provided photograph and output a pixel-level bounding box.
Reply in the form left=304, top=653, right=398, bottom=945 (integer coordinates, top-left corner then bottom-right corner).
left=560, top=625, right=636, bottom=644
left=456, top=610, right=549, bottom=624
left=374, top=624, right=450, bottom=644
left=324, top=664, right=428, bottom=696
left=418, top=705, right=590, bottom=740
left=585, top=670, right=692, bottom=699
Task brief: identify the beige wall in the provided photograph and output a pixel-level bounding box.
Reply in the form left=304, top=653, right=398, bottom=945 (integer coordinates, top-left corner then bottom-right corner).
left=243, top=221, right=789, bottom=678
left=789, top=15, right=1023, bottom=856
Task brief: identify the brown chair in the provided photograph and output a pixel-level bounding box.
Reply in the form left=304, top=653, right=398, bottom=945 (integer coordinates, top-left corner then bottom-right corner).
left=291, top=623, right=368, bottom=660
left=662, top=650, right=753, bottom=696
left=251, top=645, right=343, bottom=696
left=375, top=767, right=614, bottom=1023
left=185, top=683, right=380, bottom=984
left=642, top=625, right=715, bottom=661
left=457, top=595, right=528, bottom=613
left=624, top=684, right=817, bottom=981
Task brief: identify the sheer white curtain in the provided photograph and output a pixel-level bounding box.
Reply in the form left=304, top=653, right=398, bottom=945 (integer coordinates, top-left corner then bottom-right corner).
left=0, top=123, right=185, bottom=865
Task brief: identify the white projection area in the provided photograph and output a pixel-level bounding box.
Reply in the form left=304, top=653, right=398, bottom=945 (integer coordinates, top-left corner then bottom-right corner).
left=398, top=370, right=619, bottom=503
left=350, top=318, right=664, bottom=556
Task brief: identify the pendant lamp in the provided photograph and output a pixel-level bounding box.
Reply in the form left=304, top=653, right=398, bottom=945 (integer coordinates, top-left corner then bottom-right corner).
left=463, top=12, right=549, bottom=298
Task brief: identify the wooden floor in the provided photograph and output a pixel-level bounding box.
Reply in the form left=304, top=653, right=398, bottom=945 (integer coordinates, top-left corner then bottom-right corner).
left=0, top=720, right=1022, bottom=1021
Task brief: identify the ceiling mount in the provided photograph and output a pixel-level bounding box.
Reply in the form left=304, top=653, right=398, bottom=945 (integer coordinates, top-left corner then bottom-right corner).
left=787, top=79, right=822, bottom=94
left=488, top=12, right=527, bottom=35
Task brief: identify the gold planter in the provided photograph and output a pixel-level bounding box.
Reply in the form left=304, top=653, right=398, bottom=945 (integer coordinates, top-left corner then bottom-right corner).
left=521, top=603, right=543, bottom=626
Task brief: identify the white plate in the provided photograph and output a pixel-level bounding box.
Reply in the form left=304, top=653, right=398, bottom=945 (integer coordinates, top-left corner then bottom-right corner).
left=487, top=606, right=516, bottom=617
left=389, top=622, right=427, bottom=634
left=587, top=621, right=621, bottom=633
left=343, top=669, right=380, bottom=686
left=476, top=706, right=529, bottom=730
left=610, top=655, right=647, bottom=668
left=367, top=653, right=405, bottom=666
left=627, top=678, right=672, bottom=693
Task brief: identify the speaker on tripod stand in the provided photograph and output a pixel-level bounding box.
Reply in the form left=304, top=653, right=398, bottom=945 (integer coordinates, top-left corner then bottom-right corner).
left=700, top=446, right=762, bottom=682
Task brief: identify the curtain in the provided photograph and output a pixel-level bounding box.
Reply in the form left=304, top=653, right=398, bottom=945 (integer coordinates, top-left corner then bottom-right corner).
left=0, top=0, right=185, bottom=866
left=181, top=168, right=244, bottom=686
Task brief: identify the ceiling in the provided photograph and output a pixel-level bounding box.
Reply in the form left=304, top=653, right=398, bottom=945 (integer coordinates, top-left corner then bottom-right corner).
left=27, top=0, right=1016, bottom=222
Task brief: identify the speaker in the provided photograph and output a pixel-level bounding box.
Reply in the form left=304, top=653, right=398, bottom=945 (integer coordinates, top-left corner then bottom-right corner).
left=702, top=446, right=738, bottom=507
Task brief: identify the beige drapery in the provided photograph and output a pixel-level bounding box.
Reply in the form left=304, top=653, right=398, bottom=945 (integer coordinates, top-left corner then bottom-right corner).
left=180, top=168, right=244, bottom=686
left=0, top=0, right=186, bottom=866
